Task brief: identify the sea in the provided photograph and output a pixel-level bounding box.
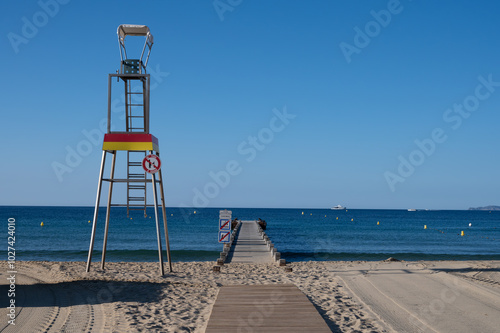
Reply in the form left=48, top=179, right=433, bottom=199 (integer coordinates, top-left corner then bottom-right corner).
left=3, top=206, right=500, bottom=262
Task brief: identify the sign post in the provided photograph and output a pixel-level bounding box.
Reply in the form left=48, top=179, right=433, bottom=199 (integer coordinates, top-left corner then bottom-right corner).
left=218, top=209, right=232, bottom=243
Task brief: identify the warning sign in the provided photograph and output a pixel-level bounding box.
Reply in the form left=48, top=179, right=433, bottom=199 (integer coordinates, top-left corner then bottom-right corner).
left=218, top=209, right=232, bottom=243
left=218, top=230, right=231, bottom=243
left=219, top=219, right=231, bottom=231
left=142, top=154, right=161, bottom=174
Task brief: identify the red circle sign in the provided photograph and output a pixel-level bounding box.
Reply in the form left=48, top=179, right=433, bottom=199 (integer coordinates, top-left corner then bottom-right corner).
left=142, top=154, right=161, bottom=174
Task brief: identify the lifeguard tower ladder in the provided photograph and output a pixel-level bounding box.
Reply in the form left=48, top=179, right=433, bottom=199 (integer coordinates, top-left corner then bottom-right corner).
left=86, top=25, right=172, bottom=275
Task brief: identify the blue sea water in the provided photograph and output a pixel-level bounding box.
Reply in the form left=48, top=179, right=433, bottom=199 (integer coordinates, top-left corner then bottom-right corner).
left=2, top=206, right=500, bottom=262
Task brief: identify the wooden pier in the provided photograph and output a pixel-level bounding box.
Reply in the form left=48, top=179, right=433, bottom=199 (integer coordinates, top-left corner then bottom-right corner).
left=207, top=221, right=331, bottom=332
left=226, top=220, right=275, bottom=264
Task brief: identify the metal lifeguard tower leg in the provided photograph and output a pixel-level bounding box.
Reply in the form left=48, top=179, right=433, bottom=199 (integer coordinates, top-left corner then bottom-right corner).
left=86, top=150, right=108, bottom=272
left=101, top=151, right=117, bottom=270
left=149, top=151, right=173, bottom=274
left=157, top=160, right=173, bottom=272
left=151, top=165, right=165, bottom=276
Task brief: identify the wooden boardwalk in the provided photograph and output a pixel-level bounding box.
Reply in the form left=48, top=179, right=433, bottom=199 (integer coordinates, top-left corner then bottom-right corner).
left=226, top=220, right=273, bottom=264
left=205, top=284, right=331, bottom=332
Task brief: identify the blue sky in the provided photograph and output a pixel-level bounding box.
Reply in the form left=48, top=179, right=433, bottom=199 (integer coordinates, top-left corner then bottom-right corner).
left=1, top=0, right=499, bottom=209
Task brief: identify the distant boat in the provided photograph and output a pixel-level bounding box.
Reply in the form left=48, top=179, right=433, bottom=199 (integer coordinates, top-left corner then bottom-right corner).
left=331, top=205, right=345, bottom=210
left=408, top=209, right=417, bottom=211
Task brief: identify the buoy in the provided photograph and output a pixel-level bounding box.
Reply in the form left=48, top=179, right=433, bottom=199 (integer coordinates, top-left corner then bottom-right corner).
left=424, top=225, right=427, bottom=229
left=325, top=215, right=327, bottom=217
left=336, top=217, right=338, bottom=220
left=469, top=223, right=472, bottom=227
left=351, top=218, right=353, bottom=221
left=302, top=212, right=304, bottom=215
left=310, top=213, right=312, bottom=215
left=461, top=230, right=464, bottom=237
left=40, top=222, right=44, bottom=226
left=171, top=214, right=173, bottom=216
left=88, top=220, right=91, bottom=223
left=377, top=221, right=380, bottom=225
left=194, top=211, right=196, bottom=214
left=149, top=216, right=151, bottom=218
left=130, top=218, right=133, bottom=220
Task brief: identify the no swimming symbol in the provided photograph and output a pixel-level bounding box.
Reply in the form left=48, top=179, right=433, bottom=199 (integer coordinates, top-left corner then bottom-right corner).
left=218, top=230, right=231, bottom=243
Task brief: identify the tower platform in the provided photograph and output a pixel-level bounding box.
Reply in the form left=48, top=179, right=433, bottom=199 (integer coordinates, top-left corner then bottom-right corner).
left=102, top=133, right=159, bottom=152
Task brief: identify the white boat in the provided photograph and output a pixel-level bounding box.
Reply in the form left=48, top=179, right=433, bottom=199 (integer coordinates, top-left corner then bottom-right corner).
left=408, top=209, right=417, bottom=211
left=331, top=205, right=345, bottom=210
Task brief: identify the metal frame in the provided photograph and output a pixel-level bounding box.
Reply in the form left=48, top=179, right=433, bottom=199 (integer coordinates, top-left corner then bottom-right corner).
left=86, top=150, right=172, bottom=275
left=117, top=25, right=153, bottom=74
left=87, top=24, right=172, bottom=276
left=107, top=74, right=150, bottom=134
left=86, top=151, right=107, bottom=273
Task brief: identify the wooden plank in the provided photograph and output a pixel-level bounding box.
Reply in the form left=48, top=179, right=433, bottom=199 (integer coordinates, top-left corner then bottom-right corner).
left=206, top=327, right=329, bottom=332
left=205, top=284, right=331, bottom=332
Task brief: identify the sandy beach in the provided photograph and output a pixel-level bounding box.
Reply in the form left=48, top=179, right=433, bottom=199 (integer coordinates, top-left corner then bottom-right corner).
left=1, top=260, right=499, bottom=332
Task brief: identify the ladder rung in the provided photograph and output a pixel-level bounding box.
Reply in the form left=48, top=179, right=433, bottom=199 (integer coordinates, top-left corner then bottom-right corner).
left=129, top=116, right=144, bottom=118
left=129, top=197, right=145, bottom=201
left=127, top=92, right=143, bottom=95
left=112, top=204, right=153, bottom=207
left=128, top=162, right=142, bottom=166
left=103, top=179, right=157, bottom=183
left=128, top=104, right=144, bottom=106
left=128, top=186, right=146, bottom=190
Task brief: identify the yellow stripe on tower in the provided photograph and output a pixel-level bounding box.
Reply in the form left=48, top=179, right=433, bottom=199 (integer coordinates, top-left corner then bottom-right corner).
left=102, top=141, right=160, bottom=152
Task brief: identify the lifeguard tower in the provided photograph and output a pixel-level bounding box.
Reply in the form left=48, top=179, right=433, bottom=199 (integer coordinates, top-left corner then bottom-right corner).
left=86, top=25, right=172, bottom=275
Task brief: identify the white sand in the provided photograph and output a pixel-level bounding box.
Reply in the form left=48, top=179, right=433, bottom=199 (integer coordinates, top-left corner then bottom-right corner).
left=1, top=260, right=499, bottom=332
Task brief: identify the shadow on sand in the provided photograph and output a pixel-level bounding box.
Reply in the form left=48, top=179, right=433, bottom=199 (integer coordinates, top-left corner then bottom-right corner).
left=0, top=279, right=174, bottom=308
